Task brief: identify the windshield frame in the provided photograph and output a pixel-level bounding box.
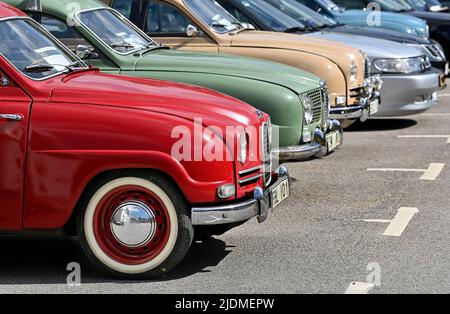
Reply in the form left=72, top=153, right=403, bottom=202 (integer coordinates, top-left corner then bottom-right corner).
left=183, top=0, right=242, bottom=34
left=0, top=16, right=86, bottom=81
left=75, top=7, right=157, bottom=56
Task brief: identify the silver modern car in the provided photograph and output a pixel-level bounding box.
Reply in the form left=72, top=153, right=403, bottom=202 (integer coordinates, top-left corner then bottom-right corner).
left=220, top=0, right=443, bottom=117
left=305, top=32, right=441, bottom=117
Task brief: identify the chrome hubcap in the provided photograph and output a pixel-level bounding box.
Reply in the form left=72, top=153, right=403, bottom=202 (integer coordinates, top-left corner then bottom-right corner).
left=110, top=201, right=156, bottom=248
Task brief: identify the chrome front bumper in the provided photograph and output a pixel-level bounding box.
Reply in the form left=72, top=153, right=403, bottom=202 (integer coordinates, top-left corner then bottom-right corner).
left=191, top=166, right=290, bottom=226
left=330, top=76, right=383, bottom=121
left=272, top=119, right=343, bottom=162
left=372, top=68, right=441, bottom=117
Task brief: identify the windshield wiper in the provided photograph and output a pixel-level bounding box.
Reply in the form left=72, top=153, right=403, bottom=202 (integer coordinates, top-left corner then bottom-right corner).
left=284, top=26, right=307, bottom=33
left=134, top=44, right=171, bottom=57
left=111, top=41, right=135, bottom=49
left=24, top=63, right=54, bottom=73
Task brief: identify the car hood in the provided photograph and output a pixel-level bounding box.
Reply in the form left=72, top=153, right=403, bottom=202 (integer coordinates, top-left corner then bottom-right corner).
left=331, top=25, right=430, bottom=45
left=303, top=31, right=423, bottom=59
left=337, top=10, right=428, bottom=34
left=229, top=30, right=361, bottom=67
left=133, top=49, right=320, bottom=95
left=50, top=71, right=262, bottom=129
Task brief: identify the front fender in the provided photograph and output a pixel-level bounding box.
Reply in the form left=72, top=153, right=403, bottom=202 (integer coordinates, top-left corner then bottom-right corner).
left=23, top=101, right=235, bottom=229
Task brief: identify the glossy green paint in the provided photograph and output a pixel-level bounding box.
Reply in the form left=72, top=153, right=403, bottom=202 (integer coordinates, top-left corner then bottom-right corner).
left=6, top=0, right=323, bottom=147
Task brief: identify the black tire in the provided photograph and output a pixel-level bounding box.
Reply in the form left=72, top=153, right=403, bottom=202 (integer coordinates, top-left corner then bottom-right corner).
left=76, top=172, right=194, bottom=279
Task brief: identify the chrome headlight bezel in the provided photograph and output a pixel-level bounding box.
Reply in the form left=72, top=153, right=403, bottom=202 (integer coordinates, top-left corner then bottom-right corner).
left=350, top=61, right=358, bottom=84
left=238, top=131, right=248, bottom=165
left=300, top=95, right=314, bottom=125
left=373, top=56, right=431, bottom=74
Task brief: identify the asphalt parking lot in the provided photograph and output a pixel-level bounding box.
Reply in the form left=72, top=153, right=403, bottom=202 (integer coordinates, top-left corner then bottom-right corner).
left=1, top=83, right=450, bottom=294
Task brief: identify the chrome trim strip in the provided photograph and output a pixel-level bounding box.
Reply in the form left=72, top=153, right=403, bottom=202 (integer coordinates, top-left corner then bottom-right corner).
left=239, top=174, right=263, bottom=185
left=238, top=165, right=262, bottom=176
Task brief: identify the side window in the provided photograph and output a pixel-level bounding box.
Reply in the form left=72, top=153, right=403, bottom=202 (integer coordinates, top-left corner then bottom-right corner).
left=146, top=1, right=194, bottom=35
left=29, top=13, right=93, bottom=51
left=217, top=1, right=252, bottom=25
left=111, top=0, right=139, bottom=19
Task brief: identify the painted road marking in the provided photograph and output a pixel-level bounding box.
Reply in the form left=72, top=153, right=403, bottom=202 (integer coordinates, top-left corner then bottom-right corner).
left=422, top=113, right=450, bottom=116
left=367, top=163, right=445, bottom=181
left=345, top=282, right=375, bottom=294
left=397, top=135, right=450, bottom=143
left=362, top=207, right=419, bottom=237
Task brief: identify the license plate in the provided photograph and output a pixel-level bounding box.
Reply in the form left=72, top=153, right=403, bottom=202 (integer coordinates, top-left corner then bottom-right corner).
left=370, top=99, right=379, bottom=115
left=271, top=178, right=290, bottom=209
left=326, top=131, right=341, bottom=152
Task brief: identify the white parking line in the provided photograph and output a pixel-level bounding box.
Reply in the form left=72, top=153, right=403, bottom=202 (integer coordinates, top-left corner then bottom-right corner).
left=367, top=163, right=445, bottom=181
left=397, top=135, right=450, bottom=143
left=422, top=113, right=450, bottom=116
left=362, top=207, right=419, bottom=237
left=383, top=207, right=419, bottom=237
left=421, top=163, right=445, bottom=180
left=345, top=282, right=375, bottom=294
left=439, top=93, right=450, bottom=97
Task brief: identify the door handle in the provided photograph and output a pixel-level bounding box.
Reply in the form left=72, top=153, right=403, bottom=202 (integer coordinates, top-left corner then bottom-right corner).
left=0, top=114, right=23, bottom=121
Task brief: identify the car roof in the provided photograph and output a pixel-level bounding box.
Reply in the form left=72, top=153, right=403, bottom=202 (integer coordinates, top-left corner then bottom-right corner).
left=1, top=0, right=107, bottom=21
left=0, top=2, right=27, bottom=18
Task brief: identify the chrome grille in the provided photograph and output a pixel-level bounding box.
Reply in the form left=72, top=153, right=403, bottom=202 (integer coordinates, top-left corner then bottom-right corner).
left=305, top=88, right=323, bottom=124
left=425, top=44, right=445, bottom=60
left=261, top=121, right=272, bottom=187
left=364, top=59, right=370, bottom=78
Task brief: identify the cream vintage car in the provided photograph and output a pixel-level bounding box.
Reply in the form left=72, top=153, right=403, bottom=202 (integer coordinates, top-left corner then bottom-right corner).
left=105, top=0, right=381, bottom=126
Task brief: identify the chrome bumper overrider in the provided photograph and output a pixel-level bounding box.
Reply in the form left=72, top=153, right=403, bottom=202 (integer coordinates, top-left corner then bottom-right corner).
left=331, top=75, right=383, bottom=121
left=191, top=166, right=290, bottom=226
left=272, top=119, right=343, bottom=162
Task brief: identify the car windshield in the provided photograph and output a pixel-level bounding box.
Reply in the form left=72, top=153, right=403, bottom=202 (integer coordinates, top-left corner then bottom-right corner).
left=265, top=0, right=337, bottom=28
left=0, top=18, right=83, bottom=80
left=233, top=0, right=305, bottom=32
left=77, top=8, right=155, bottom=54
left=184, top=0, right=241, bottom=33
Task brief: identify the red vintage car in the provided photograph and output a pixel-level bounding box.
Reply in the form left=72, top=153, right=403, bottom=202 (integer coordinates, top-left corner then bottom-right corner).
left=0, top=3, right=289, bottom=278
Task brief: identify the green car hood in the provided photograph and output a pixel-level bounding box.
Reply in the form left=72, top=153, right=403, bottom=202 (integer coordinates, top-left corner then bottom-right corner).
left=133, top=49, right=321, bottom=96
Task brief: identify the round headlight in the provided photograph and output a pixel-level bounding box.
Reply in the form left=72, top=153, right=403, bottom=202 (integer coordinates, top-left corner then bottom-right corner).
left=238, top=131, right=248, bottom=165
left=301, top=95, right=314, bottom=125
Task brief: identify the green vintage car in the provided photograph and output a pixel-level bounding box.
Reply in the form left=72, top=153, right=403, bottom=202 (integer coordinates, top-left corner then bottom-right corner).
left=7, top=0, right=343, bottom=160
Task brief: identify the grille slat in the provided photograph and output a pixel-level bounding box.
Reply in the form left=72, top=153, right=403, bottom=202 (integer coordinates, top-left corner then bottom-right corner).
left=304, top=88, right=324, bottom=124
left=262, top=122, right=272, bottom=186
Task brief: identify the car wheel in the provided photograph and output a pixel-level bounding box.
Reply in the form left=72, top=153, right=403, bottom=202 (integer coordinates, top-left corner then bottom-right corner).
left=78, top=174, right=193, bottom=279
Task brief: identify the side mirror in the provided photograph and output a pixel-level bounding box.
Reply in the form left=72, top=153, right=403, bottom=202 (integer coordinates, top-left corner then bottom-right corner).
left=76, top=45, right=98, bottom=60
left=240, top=23, right=256, bottom=30
left=186, top=24, right=201, bottom=37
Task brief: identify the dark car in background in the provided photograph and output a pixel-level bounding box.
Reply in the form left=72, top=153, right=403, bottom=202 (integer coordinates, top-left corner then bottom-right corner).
left=333, top=0, right=450, bottom=60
